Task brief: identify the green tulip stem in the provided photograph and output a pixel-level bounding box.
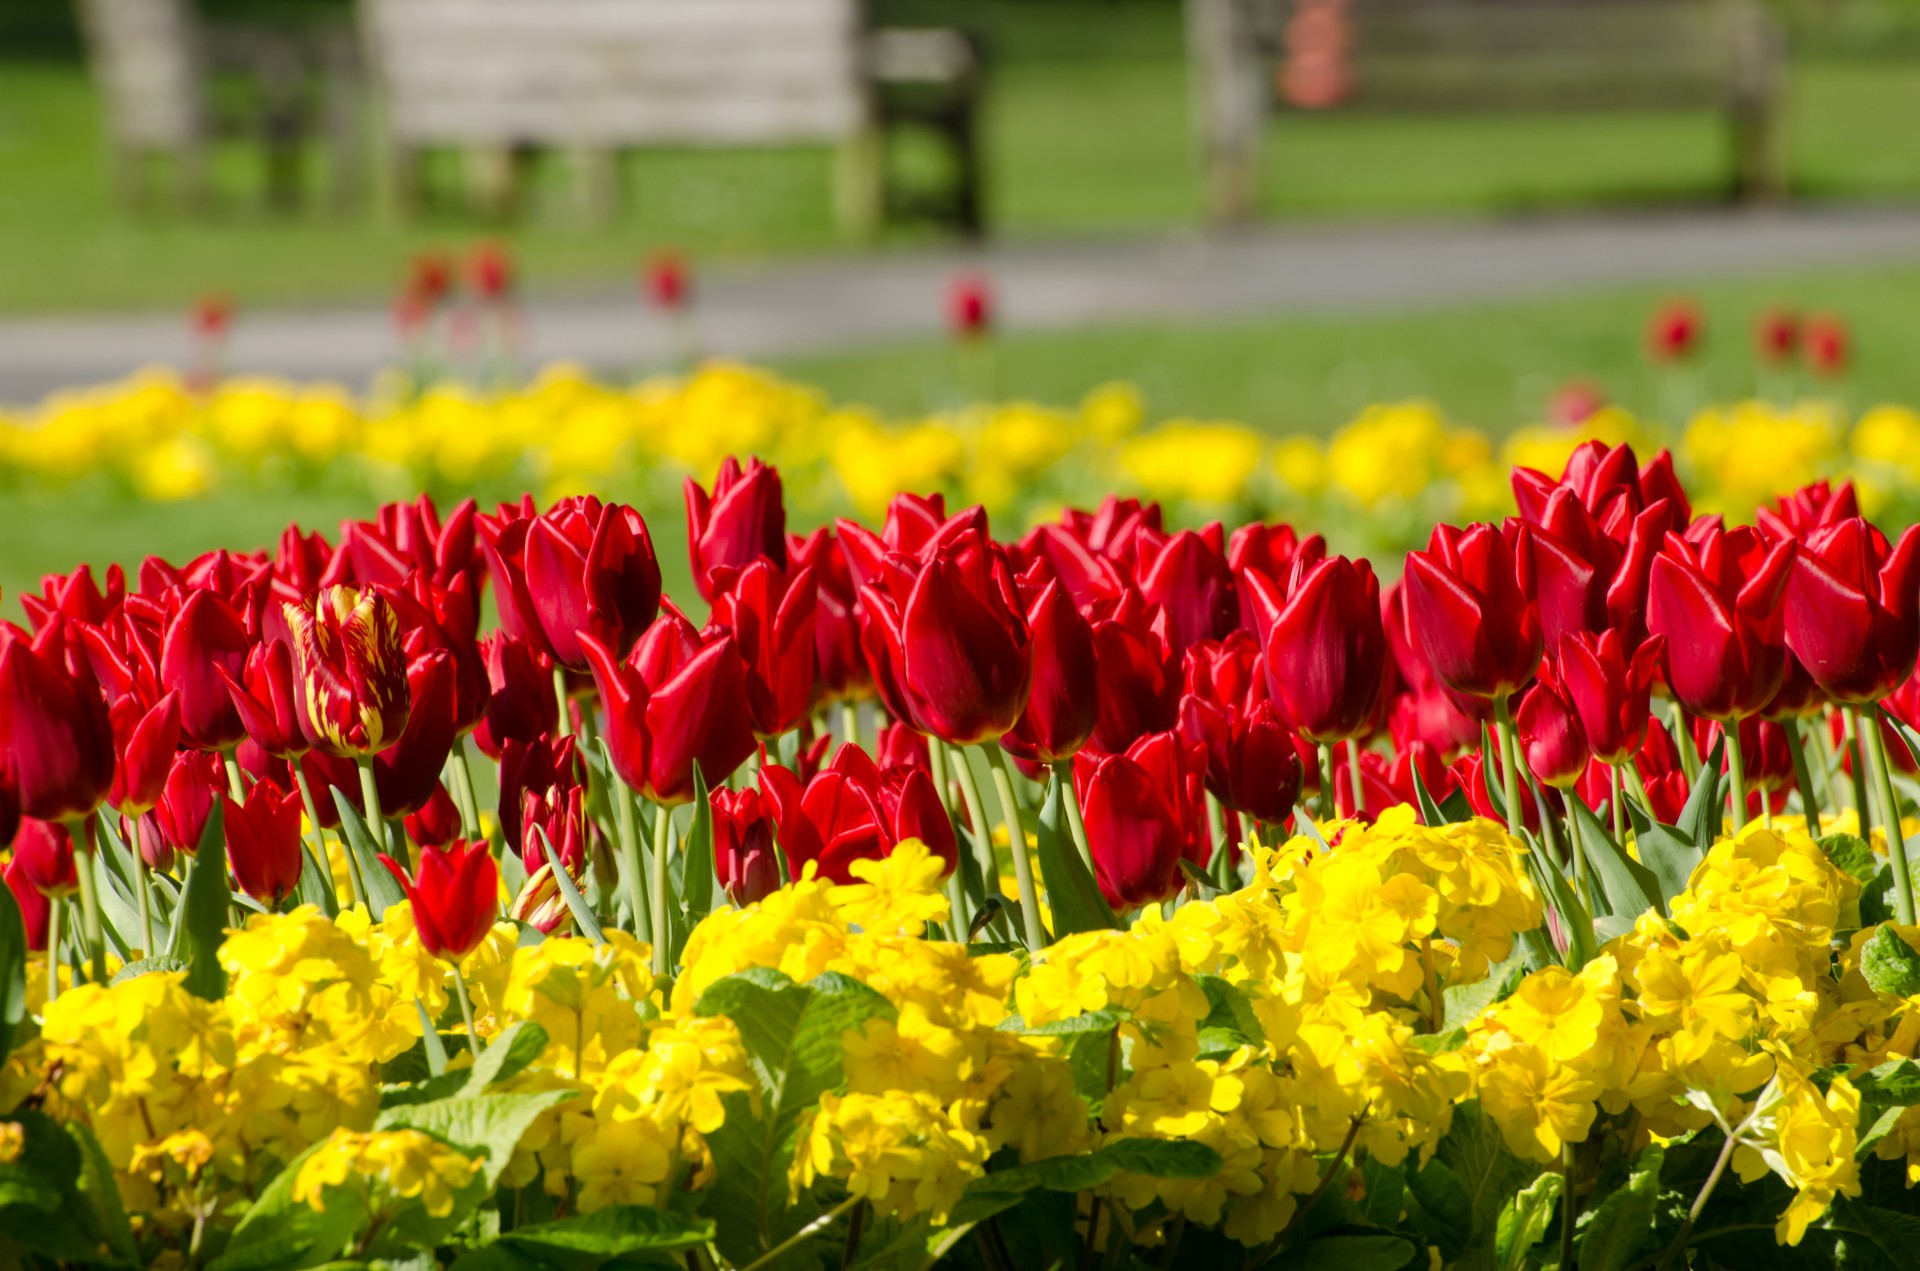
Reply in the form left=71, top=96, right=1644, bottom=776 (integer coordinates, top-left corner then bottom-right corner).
left=1347, top=738, right=1365, bottom=819
left=841, top=701, right=861, bottom=751
left=553, top=667, right=573, bottom=739
left=294, top=763, right=359, bottom=909
left=614, top=781, right=651, bottom=941
left=649, top=801, right=673, bottom=977
left=1672, top=701, right=1701, bottom=782
left=448, top=742, right=485, bottom=842
left=1844, top=708, right=1874, bottom=826
left=949, top=746, right=998, bottom=907
left=133, top=821, right=154, bottom=958
left=1492, top=695, right=1525, bottom=838
left=221, top=750, right=246, bottom=803
left=356, top=754, right=391, bottom=859
left=1782, top=718, right=1820, bottom=834
left=70, top=816, right=108, bottom=985
left=448, top=960, right=481, bottom=1058
left=1861, top=705, right=1919, bottom=926
left=982, top=745, right=1048, bottom=951
left=1055, top=760, right=1095, bottom=873
left=1609, top=762, right=1626, bottom=847
left=1723, top=722, right=1748, bottom=835
left=927, top=742, right=971, bottom=934
left=1563, top=788, right=1592, bottom=911
left=1318, top=742, right=1336, bottom=820
left=45, top=898, right=62, bottom=1002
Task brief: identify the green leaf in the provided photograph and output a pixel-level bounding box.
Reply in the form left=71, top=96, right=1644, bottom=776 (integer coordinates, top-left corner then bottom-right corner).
left=414, top=999, right=450, bottom=1077
left=330, top=787, right=406, bottom=919
left=382, top=1021, right=551, bottom=1108
left=109, top=954, right=189, bottom=984
left=1622, top=806, right=1705, bottom=912
left=1677, top=733, right=1726, bottom=849
left=1523, top=828, right=1594, bottom=970
left=1494, top=1171, right=1562, bottom=1271
left=297, top=839, right=340, bottom=919
left=1178, top=857, right=1221, bottom=900
left=1197, top=975, right=1266, bottom=1045
left=1412, top=759, right=1458, bottom=826
left=1576, top=1143, right=1663, bottom=1271
left=495, top=1205, right=715, bottom=1264
left=1821, top=834, right=1881, bottom=886
left=693, top=968, right=895, bottom=1268
left=680, top=761, right=715, bottom=934
left=375, top=1090, right=579, bottom=1190
left=210, top=1137, right=368, bottom=1271
left=534, top=825, right=605, bottom=945
left=1098, top=1137, right=1224, bottom=1178
left=1405, top=1158, right=1472, bottom=1261
left=996, top=1008, right=1127, bottom=1036
left=1434, top=1101, right=1539, bottom=1268
left=1568, top=790, right=1666, bottom=918
left=164, top=798, right=229, bottom=1001
left=1273, top=1234, right=1416, bottom=1270
left=0, top=876, right=27, bottom=1069
left=1444, top=941, right=1528, bottom=1031
left=1861, top=924, right=1920, bottom=998
left=1855, top=1056, right=1920, bottom=1106
left=66, top=1121, right=137, bottom=1265
left=1034, top=770, right=1120, bottom=936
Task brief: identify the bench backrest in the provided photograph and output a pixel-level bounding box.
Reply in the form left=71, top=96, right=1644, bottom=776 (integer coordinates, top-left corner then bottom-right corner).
left=75, top=0, right=205, bottom=148
left=360, top=0, right=868, bottom=148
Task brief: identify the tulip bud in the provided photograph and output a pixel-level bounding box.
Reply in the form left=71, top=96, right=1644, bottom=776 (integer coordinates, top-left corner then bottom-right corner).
left=220, top=640, right=305, bottom=759
left=108, top=691, right=181, bottom=817
left=1086, top=591, right=1178, bottom=755
left=1558, top=631, right=1664, bottom=766
left=1002, top=577, right=1098, bottom=765
left=712, top=787, right=782, bottom=906
left=472, top=634, right=557, bottom=761
left=948, top=272, right=991, bottom=339
left=10, top=818, right=78, bottom=898
left=1247, top=555, right=1388, bottom=743
left=1134, top=526, right=1237, bottom=661
left=1646, top=299, right=1701, bottom=363
left=1515, top=675, right=1589, bottom=789
left=1648, top=525, right=1795, bottom=721
left=4, top=861, right=50, bottom=951
left=1782, top=517, right=1920, bottom=706
left=1075, top=731, right=1208, bottom=910
left=284, top=586, right=411, bottom=756
left=0, top=623, right=116, bottom=823
left=380, top=840, right=499, bottom=962
left=519, top=782, right=587, bottom=877
left=580, top=616, right=757, bottom=806
left=787, top=528, right=870, bottom=707
left=498, top=734, right=584, bottom=858
left=160, top=589, right=251, bottom=751
left=756, top=746, right=956, bottom=884
left=155, top=750, right=221, bottom=855
left=508, top=861, right=577, bottom=935
left=1754, top=308, right=1799, bottom=366
left=709, top=561, right=816, bottom=740
left=225, top=779, right=304, bottom=909
left=406, top=783, right=464, bottom=850
left=484, top=497, right=662, bottom=673
left=1403, top=523, right=1542, bottom=702
left=686, top=457, right=788, bottom=602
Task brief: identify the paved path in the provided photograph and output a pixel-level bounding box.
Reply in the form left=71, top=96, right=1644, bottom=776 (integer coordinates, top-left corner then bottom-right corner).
left=9, top=207, right=1920, bottom=401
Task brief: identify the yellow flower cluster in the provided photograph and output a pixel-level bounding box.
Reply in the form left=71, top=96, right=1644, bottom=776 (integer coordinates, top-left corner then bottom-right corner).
left=294, top=1127, right=480, bottom=1218
left=6, top=365, right=1917, bottom=552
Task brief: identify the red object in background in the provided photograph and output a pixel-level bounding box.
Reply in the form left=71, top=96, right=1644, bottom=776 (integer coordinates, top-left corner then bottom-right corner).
left=1546, top=381, right=1606, bottom=427
left=1803, top=314, right=1850, bottom=377
left=1281, top=0, right=1353, bottom=109
left=646, top=251, right=690, bottom=310
left=192, top=293, right=233, bottom=339
left=1646, top=300, right=1702, bottom=363
left=1754, top=308, right=1800, bottom=366
left=470, top=242, right=515, bottom=302
left=948, top=272, right=992, bottom=339
left=410, top=253, right=455, bottom=305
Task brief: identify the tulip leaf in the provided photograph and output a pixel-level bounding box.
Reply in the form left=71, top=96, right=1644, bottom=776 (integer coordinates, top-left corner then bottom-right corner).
left=680, top=761, right=715, bottom=934
left=535, top=825, right=606, bottom=944
left=0, top=879, right=26, bottom=1067
left=163, top=799, right=229, bottom=1002
left=1412, top=761, right=1455, bottom=826
left=1177, top=858, right=1221, bottom=901
left=1676, top=734, right=1726, bottom=850
left=295, top=840, right=340, bottom=919
left=1622, top=800, right=1705, bottom=906
left=330, top=786, right=407, bottom=919
left=415, top=998, right=450, bottom=1077
left=1567, top=790, right=1666, bottom=919
left=1861, top=923, right=1920, bottom=998
left=86, top=852, right=136, bottom=962
left=1033, top=770, right=1119, bottom=936
left=1521, top=826, right=1594, bottom=970
left=90, top=814, right=139, bottom=896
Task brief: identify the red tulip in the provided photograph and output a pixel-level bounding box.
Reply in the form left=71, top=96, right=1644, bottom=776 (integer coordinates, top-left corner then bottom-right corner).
left=368, top=651, right=458, bottom=818
left=158, top=589, right=251, bottom=750
left=1546, top=381, right=1606, bottom=427
left=388, top=571, right=488, bottom=736
left=1382, top=580, right=1484, bottom=758
left=855, top=528, right=1032, bottom=747
left=1781, top=517, right=1920, bottom=705
left=1515, top=672, right=1589, bottom=789
left=1001, top=575, right=1098, bottom=765
left=107, top=691, right=180, bottom=816
left=873, top=721, right=929, bottom=773
left=1014, top=496, right=1161, bottom=610
left=0, top=781, right=15, bottom=852
left=1694, top=716, right=1796, bottom=807
left=1227, top=523, right=1325, bottom=631
left=1452, top=750, right=1543, bottom=833
left=10, top=818, right=78, bottom=898
left=477, top=496, right=661, bottom=673
left=1246, top=555, right=1387, bottom=743
left=835, top=493, right=961, bottom=589
left=1075, top=731, right=1209, bottom=910
left=788, top=528, right=869, bottom=706
left=471, top=634, right=557, bottom=761
left=519, top=780, right=586, bottom=876
left=220, top=640, right=305, bottom=759
left=409, top=253, right=453, bottom=305
left=0, top=622, right=115, bottom=823
left=381, top=840, right=499, bottom=961
left=758, top=745, right=957, bottom=884
left=338, top=494, right=481, bottom=594
left=1559, top=631, right=1665, bottom=765
left=1803, top=314, right=1849, bottom=377
left=580, top=614, right=758, bottom=806
left=1179, top=696, right=1302, bottom=824
left=283, top=586, right=411, bottom=756
left=686, top=457, right=787, bottom=603
left=949, top=272, right=991, bottom=339
left=1133, top=525, right=1237, bottom=661
left=1757, top=479, right=1858, bottom=543
left=712, top=786, right=782, bottom=906
left=1086, top=587, right=1181, bottom=756
left=470, top=242, right=513, bottom=302
left=406, top=783, right=464, bottom=849
left=4, top=861, right=49, bottom=951
left=155, top=750, right=221, bottom=855
left=1403, top=523, right=1541, bottom=701
left=709, top=561, right=816, bottom=739
left=1646, top=299, right=1701, bottom=363
left=1755, top=308, right=1799, bottom=366
left=20, top=564, right=121, bottom=632
left=225, top=779, right=304, bottom=908
left=1648, top=526, right=1796, bottom=720
left=646, top=251, right=689, bottom=310
left=192, top=293, right=232, bottom=339
left=1632, top=720, right=1692, bottom=824
left=497, top=734, right=584, bottom=858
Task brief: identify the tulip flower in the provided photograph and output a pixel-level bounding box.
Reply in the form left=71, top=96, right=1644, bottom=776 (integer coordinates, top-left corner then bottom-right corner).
left=712, top=787, right=782, bottom=906
left=1178, top=697, right=1302, bottom=825
left=0, top=623, right=116, bottom=823
left=1001, top=576, right=1098, bottom=766
left=1757, top=479, right=1858, bottom=542
left=855, top=531, right=1032, bottom=747
left=874, top=721, right=930, bottom=773
left=1648, top=526, right=1795, bottom=721
left=1632, top=721, right=1692, bottom=824
left=1515, top=673, right=1589, bottom=790
left=835, top=493, right=962, bottom=590
left=686, top=457, right=787, bottom=602
left=646, top=251, right=689, bottom=309
left=388, top=571, right=488, bottom=736
left=1134, top=525, right=1237, bottom=660
left=306, top=650, right=458, bottom=819
left=155, top=750, right=221, bottom=855
left=1755, top=308, right=1799, bottom=366
left=478, top=496, right=661, bottom=673
left=283, top=587, right=411, bottom=756
left=709, top=561, right=816, bottom=739
left=1781, top=517, right=1920, bottom=705
left=1803, top=314, right=1849, bottom=377
left=948, top=272, right=991, bottom=339
left=1382, top=580, right=1484, bottom=758
left=220, top=641, right=304, bottom=759
left=380, top=837, right=499, bottom=1034
left=406, top=783, right=464, bottom=850
left=1558, top=631, right=1665, bottom=765
left=4, top=861, right=49, bottom=952
left=1075, top=731, right=1209, bottom=910
left=225, top=779, right=304, bottom=909
left=1246, top=555, right=1388, bottom=743
left=1086, top=589, right=1178, bottom=756
left=1227, top=522, right=1325, bottom=630
left=158, top=589, right=251, bottom=751
left=519, top=781, right=587, bottom=877
left=19, top=563, right=121, bottom=631
left=107, top=691, right=180, bottom=817
left=1403, top=523, right=1541, bottom=703
left=472, top=635, right=557, bottom=760
left=497, top=735, right=584, bottom=858
left=758, top=745, right=957, bottom=884
left=338, top=494, right=481, bottom=593
left=470, top=242, right=513, bottom=301
left=1646, top=299, right=1701, bottom=363
left=788, top=528, right=870, bottom=707
left=580, top=614, right=757, bottom=806
left=11, top=818, right=78, bottom=898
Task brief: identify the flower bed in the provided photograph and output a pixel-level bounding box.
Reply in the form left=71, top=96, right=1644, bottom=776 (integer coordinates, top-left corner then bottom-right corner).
left=0, top=391, right=1917, bottom=1269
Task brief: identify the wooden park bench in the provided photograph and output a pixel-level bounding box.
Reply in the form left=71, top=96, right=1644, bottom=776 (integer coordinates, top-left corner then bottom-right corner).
left=75, top=0, right=365, bottom=213
left=357, top=0, right=985, bottom=236
left=1187, top=0, right=1785, bottom=223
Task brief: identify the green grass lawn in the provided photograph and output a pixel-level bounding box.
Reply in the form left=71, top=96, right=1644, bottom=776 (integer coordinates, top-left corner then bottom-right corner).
left=7, top=1, right=1920, bottom=312
left=6, top=252, right=1919, bottom=617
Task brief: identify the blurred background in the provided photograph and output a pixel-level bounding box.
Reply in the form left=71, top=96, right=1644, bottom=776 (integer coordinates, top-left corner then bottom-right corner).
left=6, top=0, right=1920, bottom=607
